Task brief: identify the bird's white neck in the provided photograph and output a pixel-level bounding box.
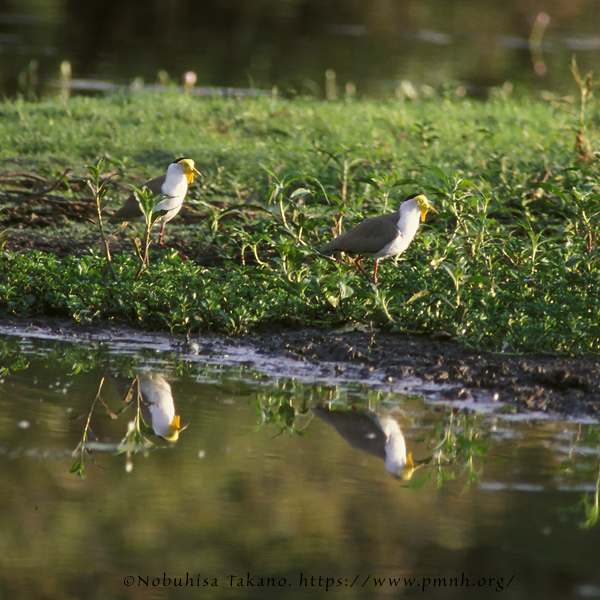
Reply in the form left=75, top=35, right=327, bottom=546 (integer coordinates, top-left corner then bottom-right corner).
left=396, top=199, right=422, bottom=244
left=162, top=162, right=188, bottom=197
left=376, top=415, right=408, bottom=476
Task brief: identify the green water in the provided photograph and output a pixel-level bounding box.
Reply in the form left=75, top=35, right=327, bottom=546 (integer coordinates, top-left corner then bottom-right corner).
left=0, top=329, right=599, bottom=599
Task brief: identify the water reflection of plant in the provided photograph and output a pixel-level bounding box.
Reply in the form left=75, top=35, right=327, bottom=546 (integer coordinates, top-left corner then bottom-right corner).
left=69, top=373, right=180, bottom=478
left=117, top=377, right=157, bottom=447
left=0, top=338, right=29, bottom=376
left=254, top=388, right=496, bottom=486
left=562, top=424, right=600, bottom=529
left=577, top=469, right=600, bottom=529
left=408, top=410, right=495, bottom=492
left=69, top=373, right=110, bottom=479
left=254, top=379, right=317, bottom=434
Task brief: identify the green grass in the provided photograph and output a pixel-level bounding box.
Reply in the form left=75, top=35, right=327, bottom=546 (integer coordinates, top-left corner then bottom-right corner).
left=1, top=86, right=600, bottom=354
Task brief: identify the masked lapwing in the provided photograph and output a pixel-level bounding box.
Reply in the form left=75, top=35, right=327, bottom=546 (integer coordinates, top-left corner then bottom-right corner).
left=312, top=406, right=417, bottom=479
left=111, top=371, right=188, bottom=442
left=320, top=193, right=436, bottom=284
left=110, top=157, right=201, bottom=246
left=137, top=372, right=188, bottom=442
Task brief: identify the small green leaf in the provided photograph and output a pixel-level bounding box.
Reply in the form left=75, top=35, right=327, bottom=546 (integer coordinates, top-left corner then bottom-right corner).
left=290, top=188, right=313, bottom=200
left=406, top=289, right=430, bottom=304
left=150, top=209, right=168, bottom=225
left=69, top=457, right=86, bottom=479
left=402, top=472, right=431, bottom=489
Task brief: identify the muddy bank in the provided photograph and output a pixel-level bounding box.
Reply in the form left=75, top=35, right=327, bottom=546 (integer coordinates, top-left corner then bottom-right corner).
left=239, top=327, right=600, bottom=417
left=1, top=317, right=599, bottom=418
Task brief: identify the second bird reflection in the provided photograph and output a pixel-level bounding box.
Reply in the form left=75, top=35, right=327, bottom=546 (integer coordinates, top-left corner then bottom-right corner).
left=312, top=406, right=417, bottom=479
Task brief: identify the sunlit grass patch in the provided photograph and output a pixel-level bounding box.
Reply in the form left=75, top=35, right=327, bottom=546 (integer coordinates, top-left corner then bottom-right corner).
left=1, top=86, right=600, bottom=353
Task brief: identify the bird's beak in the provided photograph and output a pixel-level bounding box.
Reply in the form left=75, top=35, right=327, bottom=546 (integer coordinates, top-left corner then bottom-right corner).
left=178, top=159, right=202, bottom=184
left=186, top=167, right=202, bottom=184
left=162, top=414, right=189, bottom=442
left=401, top=452, right=420, bottom=481
left=420, top=203, right=437, bottom=222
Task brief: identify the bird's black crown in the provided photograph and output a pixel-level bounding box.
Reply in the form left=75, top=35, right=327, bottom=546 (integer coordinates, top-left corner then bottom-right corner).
left=405, top=193, right=421, bottom=201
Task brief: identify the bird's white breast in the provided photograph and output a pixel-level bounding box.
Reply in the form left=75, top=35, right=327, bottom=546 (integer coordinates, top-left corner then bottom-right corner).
left=376, top=199, right=421, bottom=258
left=154, top=163, right=189, bottom=223
left=375, top=415, right=409, bottom=476
left=139, top=374, right=176, bottom=437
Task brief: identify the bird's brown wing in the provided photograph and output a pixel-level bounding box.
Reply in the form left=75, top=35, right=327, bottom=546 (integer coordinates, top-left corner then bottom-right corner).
left=312, top=407, right=386, bottom=460
left=109, top=175, right=166, bottom=222
left=320, top=212, right=400, bottom=255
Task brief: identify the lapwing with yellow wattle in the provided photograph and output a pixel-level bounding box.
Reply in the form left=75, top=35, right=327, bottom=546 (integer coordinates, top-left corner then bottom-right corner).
left=109, top=157, right=201, bottom=247
left=110, top=371, right=188, bottom=442
left=320, top=193, right=436, bottom=284
left=137, top=372, right=188, bottom=442
left=312, top=406, right=418, bottom=479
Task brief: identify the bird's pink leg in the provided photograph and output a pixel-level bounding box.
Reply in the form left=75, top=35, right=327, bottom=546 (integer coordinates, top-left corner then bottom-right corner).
left=157, top=224, right=166, bottom=248
left=372, top=260, right=380, bottom=285
left=354, top=256, right=373, bottom=283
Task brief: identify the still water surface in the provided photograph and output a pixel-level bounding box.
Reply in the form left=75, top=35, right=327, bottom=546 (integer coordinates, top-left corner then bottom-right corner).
left=1, top=328, right=599, bottom=599
left=3, top=1, right=600, bottom=97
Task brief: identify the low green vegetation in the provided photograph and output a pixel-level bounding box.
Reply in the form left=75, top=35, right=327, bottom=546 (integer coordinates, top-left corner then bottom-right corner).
left=1, top=76, right=600, bottom=354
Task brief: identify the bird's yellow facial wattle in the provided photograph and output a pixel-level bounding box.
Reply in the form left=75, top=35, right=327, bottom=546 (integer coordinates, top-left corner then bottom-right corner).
left=162, top=414, right=189, bottom=442
left=401, top=452, right=417, bottom=481
left=178, top=159, right=202, bottom=184
left=414, top=195, right=437, bottom=222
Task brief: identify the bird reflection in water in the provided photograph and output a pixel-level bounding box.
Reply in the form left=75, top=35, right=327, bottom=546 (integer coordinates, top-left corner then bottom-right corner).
left=112, top=372, right=188, bottom=442
left=312, top=406, right=417, bottom=479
